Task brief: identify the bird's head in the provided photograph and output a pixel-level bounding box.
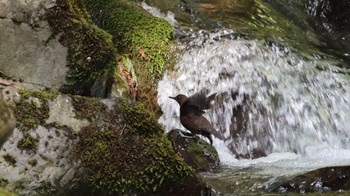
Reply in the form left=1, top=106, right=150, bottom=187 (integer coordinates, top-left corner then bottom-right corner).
left=169, top=94, right=188, bottom=106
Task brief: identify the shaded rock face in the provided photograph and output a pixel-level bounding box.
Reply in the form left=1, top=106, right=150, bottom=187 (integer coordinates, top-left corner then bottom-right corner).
left=274, top=166, right=350, bottom=193
left=0, top=0, right=68, bottom=91
left=0, top=91, right=15, bottom=147
left=308, top=0, right=350, bottom=37
left=167, top=129, right=220, bottom=172
left=307, top=0, right=350, bottom=61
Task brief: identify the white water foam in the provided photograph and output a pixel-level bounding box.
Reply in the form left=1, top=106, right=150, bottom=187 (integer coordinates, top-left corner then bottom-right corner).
left=140, top=2, right=177, bottom=26
left=157, top=30, right=350, bottom=166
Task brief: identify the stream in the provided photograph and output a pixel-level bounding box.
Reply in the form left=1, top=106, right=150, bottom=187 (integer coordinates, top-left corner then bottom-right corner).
left=142, top=0, right=350, bottom=194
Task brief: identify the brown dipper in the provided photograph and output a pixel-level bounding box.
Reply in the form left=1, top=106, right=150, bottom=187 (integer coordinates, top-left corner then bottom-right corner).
left=169, top=92, right=222, bottom=145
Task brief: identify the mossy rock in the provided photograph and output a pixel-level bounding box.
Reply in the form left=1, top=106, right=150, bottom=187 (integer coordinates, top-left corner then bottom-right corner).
left=73, top=97, right=194, bottom=195
left=82, top=0, right=174, bottom=115
left=83, top=0, right=173, bottom=80
left=11, top=90, right=57, bottom=132
left=167, top=129, right=220, bottom=172
left=46, top=0, right=129, bottom=97
left=4, top=88, right=193, bottom=194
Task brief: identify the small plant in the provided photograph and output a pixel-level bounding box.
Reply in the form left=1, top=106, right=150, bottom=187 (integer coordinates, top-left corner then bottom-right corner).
left=27, top=159, right=38, bottom=167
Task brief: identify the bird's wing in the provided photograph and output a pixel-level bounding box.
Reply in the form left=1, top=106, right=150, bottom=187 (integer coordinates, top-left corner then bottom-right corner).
left=185, top=91, right=217, bottom=112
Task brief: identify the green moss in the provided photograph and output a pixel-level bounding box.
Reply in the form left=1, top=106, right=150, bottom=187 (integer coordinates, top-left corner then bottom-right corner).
left=0, top=178, right=9, bottom=187
left=76, top=129, right=193, bottom=194
left=18, top=89, right=58, bottom=101
left=3, top=154, right=16, bottom=167
left=0, top=187, right=16, bottom=196
left=115, top=98, right=164, bottom=136
left=27, top=159, right=38, bottom=167
left=46, top=0, right=128, bottom=97
left=74, top=97, right=194, bottom=194
left=17, top=134, right=39, bottom=152
left=11, top=90, right=55, bottom=132
left=187, top=139, right=219, bottom=170
left=72, top=96, right=107, bottom=121
left=83, top=0, right=173, bottom=80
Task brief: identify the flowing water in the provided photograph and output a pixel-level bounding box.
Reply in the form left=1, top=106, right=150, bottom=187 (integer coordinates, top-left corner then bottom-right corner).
left=142, top=1, right=350, bottom=194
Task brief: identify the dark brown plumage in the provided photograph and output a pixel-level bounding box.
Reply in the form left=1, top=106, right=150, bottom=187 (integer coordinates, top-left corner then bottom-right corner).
left=169, top=92, right=220, bottom=145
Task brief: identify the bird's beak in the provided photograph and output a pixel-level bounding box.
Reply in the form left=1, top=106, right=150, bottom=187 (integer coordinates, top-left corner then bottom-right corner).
left=169, top=96, right=176, bottom=100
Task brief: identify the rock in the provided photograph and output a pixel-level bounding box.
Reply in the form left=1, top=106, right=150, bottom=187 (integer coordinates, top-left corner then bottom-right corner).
left=0, top=90, right=15, bottom=147
left=0, top=0, right=130, bottom=97
left=273, top=166, right=350, bottom=193
left=307, top=0, right=350, bottom=60
left=0, top=0, right=68, bottom=91
left=167, top=129, right=220, bottom=172
left=0, top=88, right=194, bottom=195
left=84, top=0, right=174, bottom=114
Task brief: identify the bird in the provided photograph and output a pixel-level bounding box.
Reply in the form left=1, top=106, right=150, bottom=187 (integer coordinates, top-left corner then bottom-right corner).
left=169, top=91, right=222, bottom=145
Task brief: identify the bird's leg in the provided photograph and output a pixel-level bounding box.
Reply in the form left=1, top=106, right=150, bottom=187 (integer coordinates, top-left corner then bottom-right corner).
left=179, top=130, right=196, bottom=139
left=194, top=135, right=201, bottom=143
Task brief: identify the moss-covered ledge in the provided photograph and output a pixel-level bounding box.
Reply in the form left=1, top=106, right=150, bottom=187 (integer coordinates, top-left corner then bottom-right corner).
left=83, top=0, right=173, bottom=79
left=46, top=0, right=129, bottom=97
left=82, top=0, right=174, bottom=115
left=73, top=97, right=194, bottom=195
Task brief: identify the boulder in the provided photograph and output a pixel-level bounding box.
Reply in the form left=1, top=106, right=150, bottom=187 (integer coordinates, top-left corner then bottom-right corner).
left=274, top=166, right=350, bottom=193
left=0, top=0, right=68, bottom=91
left=0, top=87, right=193, bottom=195
left=167, top=129, right=220, bottom=172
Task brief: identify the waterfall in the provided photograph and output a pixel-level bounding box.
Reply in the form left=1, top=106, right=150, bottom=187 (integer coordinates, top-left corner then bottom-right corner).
left=157, top=30, right=350, bottom=161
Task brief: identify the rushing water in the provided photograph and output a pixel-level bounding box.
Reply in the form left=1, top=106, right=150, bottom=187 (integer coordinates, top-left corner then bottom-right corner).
left=142, top=1, right=350, bottom=194
left=158, top=29, right=350, bottom=160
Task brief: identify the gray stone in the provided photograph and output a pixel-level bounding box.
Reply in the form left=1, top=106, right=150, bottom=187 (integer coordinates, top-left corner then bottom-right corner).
left=46, top=95, right=90, bottom=133
left=0, top=0, right=68, bottom=91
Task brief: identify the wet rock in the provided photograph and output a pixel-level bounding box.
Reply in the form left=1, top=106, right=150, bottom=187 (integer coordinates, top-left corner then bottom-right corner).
left=307, top=0, right=350, bottom=60
left=214, top=91, right=268, bottom=159
left=274, top=166, right=350, bottom=193
left=167, top=129, right=220, bottom=172
left=155, top=175, right=213, bottom=196
left=308, top=0, right=350, bottom=36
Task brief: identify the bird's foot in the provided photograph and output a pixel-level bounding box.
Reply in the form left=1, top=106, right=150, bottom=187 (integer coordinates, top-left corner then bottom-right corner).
left=179, top=131, right=195, bottom=139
